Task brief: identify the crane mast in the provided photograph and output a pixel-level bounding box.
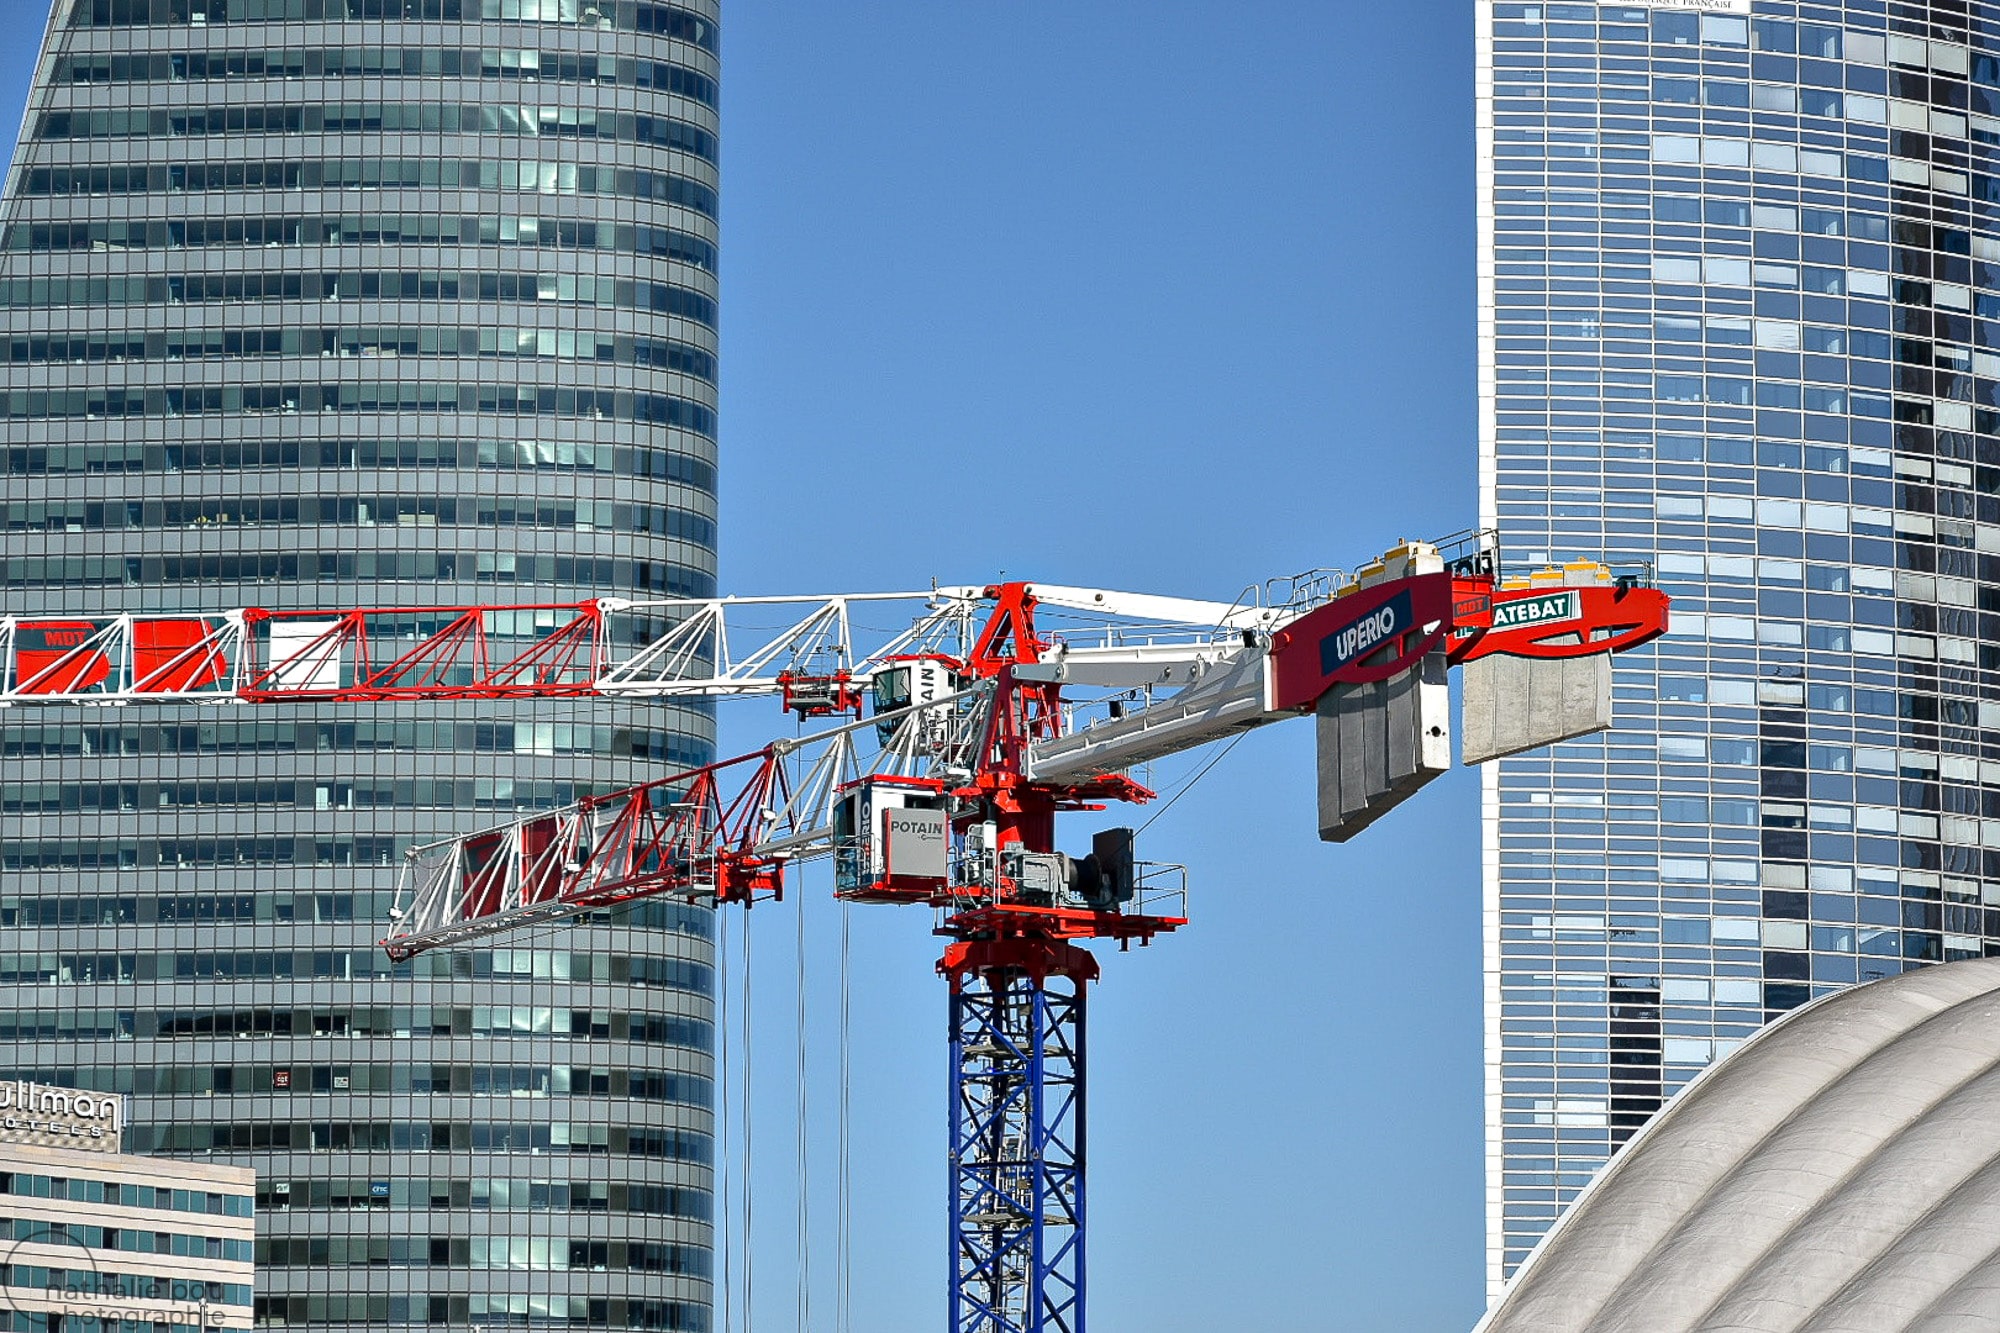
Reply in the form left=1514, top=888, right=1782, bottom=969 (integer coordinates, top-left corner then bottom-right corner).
left=0, top=532, right=1668, bottom=1333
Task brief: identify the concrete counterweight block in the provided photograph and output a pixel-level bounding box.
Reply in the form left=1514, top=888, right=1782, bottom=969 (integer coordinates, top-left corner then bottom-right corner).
left=1458, top=650, right=1612, bottom=767
left=1316, top=650, right=1450, bottom=843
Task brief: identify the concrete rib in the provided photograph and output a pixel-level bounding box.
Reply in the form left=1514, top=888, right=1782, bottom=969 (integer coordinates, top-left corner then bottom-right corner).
left=1475, top=959, right=2000, bottom=1333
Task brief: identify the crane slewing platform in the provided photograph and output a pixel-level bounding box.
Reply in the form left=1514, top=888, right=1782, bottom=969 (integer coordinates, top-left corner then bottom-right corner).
left=0, top=530, right=1667, bottom=1333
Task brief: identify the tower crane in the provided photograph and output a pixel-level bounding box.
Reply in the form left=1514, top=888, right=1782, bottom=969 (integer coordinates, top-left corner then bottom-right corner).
left=0, top=530, right=1668, bottom=1333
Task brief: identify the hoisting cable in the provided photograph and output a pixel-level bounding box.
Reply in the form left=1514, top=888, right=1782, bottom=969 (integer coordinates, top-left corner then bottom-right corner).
left=716, top=906, right=734, bottom=1333
left=1134, top=730, right=1250, bottom=836
left=742, top=908, right=755, bottom=1333
left=796, top=882, right=814, bottom=1332
left=836, top=901, right=853, bottom=1333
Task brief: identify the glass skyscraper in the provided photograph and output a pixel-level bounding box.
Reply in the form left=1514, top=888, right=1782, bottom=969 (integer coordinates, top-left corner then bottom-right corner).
left=0, top=1, right=720, bottom=1329
left=1479, top=0, right=2000, bottom=1297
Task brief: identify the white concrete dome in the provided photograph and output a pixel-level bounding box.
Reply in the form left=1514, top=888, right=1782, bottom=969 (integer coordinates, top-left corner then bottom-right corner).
left=1476, top=956, right=2000, bottom=1333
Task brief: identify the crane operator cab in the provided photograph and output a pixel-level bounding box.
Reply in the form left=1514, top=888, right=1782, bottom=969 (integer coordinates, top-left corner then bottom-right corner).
left=870, top=654, right=962, bottom=748
left=831, top=773, right=1141, bottom=917
left=832, top=775, right=952, bottom=904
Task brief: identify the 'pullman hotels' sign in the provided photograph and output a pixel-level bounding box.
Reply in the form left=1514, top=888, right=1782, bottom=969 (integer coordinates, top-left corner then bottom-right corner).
left=0, top=1081, right=123, bottom=1154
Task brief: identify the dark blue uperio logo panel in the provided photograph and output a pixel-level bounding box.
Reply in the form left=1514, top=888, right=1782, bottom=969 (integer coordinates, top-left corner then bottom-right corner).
left=1319, top=587, right=1412, bottom=677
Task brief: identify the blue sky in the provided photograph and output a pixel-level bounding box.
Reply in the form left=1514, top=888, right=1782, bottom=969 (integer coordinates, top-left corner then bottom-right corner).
left=0, top=4, right=1483, bottom=1329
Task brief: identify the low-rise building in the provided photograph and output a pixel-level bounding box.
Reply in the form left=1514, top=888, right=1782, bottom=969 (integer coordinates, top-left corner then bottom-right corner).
left=0, top=1080, right=252, bottom=1332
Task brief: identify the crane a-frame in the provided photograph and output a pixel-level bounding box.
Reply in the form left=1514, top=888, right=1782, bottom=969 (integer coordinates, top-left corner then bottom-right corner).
left=0, top=531, right=1667, bottom=1333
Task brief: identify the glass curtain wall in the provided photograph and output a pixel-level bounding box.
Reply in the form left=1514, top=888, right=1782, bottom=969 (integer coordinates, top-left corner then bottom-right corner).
left=1478, top=0, right=2000, bottom=1297
left=0, top=1, right=721, bottom=1328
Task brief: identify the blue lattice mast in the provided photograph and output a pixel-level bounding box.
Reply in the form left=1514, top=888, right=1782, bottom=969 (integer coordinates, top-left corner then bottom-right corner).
left=945, top=940, right=1094, bottom=1333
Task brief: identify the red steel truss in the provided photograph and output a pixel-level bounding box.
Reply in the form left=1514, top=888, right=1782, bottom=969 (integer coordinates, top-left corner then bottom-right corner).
left=0, top=591, right=958, bottom=707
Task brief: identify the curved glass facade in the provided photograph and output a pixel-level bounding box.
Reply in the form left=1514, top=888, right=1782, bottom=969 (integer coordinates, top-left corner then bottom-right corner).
left=1478, top=0, right=2000, bottom=1296
left=0, top=0, right=720, bottom=1328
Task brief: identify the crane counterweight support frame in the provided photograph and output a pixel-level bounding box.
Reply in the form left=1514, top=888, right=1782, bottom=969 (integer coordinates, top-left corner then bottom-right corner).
left=5, top=532, right=1669, bottom=1333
